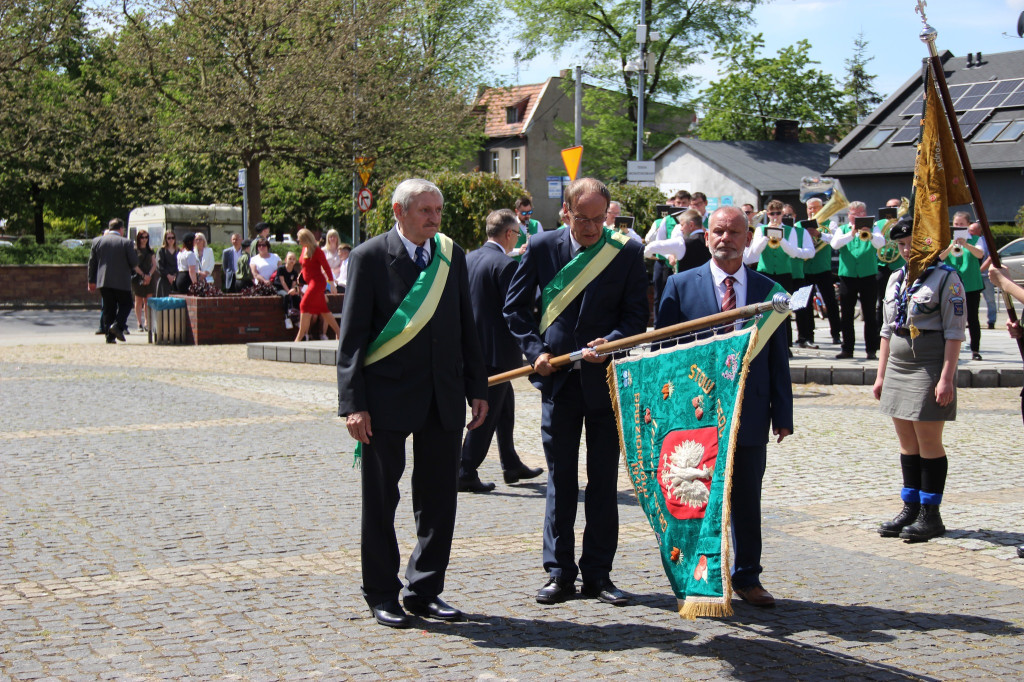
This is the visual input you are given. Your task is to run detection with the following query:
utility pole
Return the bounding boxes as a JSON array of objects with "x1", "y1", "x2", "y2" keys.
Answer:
[
  {"x1": 574, "y1": 66, "x2": 582, "y2": 147},
  {"x1": 635, "y1": 5, "x2": 647, "y2": 162}
]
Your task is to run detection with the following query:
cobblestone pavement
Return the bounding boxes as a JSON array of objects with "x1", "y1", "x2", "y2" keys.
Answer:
[{"x1": 1, "y1": 340, "x2": 1023, "y2": 681}]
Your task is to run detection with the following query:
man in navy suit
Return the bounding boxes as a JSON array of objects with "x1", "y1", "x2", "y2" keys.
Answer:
[
  {"x1": 337, "y1": 178, "x2": 488, "y2": 628},
  {"x1": 504, "y1": 177, "x2": 648, "y2": 606},
  {"x1": 657, "y1": 205, "x2": 793, "y2": 608},
  {"x1": 459, "y1": 209, "x2": 544, "y2": 493}
]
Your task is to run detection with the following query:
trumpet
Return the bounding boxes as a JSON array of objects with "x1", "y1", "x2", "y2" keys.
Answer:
[
  {"x1": 952, "y1": 243, "x2": 964, "y2": 257},
  {"x1": 768, "y1": 235, "x2": 782, "y2": 249},
  {"x1": 858, "y1": 229, "x2": 873, "y2": 242}
]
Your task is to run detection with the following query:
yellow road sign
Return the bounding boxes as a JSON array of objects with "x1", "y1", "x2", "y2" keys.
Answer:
[
  {"x1": 561, "y1": 146, "x2": 583, "y2": 181},
  {"x1": 356, "y1": 157, "x2": 375, "y2": 187}
]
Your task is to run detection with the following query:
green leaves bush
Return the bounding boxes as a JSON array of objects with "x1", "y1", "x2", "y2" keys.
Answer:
[
  {"x1": 609, "y1": 184, "x2": 667, "y2": 236},
  {"x1": 364, "y1": 171, "x2": 525, "y2": 251}
]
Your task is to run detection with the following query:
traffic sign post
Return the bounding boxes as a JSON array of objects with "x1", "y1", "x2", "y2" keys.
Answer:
[
  {"x1": 356, "y1": 187, "x2": 373, "y2": 213},
  {"x1": 626, "y1": 160, "x2": 656, "y2": 186},
  {"x1": 561, "y1": 146, "x2": 583, "y2": 181},
  {"x1": 355, "y1": 157, "x2": 375, "y2": 187}
]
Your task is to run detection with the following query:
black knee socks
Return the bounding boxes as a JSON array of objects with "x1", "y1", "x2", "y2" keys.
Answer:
[
  {"x1": 899, "y1": 453, "x2": 921, "y2": 504},
  {"x1": 919, "y1": 456, "x2": 948, "y2": 506}
]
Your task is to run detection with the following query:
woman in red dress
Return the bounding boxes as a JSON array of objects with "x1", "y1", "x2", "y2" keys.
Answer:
[{"x1": 294, "y1": 228, "x2": 340, "y2": 342}]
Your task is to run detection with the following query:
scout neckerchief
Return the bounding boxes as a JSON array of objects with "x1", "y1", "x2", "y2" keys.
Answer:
[
  {"x1": 364, "y1": 232, "x2": 453, "y2": 366},
  {"x1": 892, "y1": 263, "x2": 953, "y2": 339},
  {"x1": 539, "y1": 227, "x2": 629, "y2": 333},
  {"x1": 354, "y1": 231, "x2": 454, "y2": 468}
]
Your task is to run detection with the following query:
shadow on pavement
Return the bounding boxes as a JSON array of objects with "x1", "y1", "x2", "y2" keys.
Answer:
[
  {"x1": 945, "y1": 528, "x2": 1024, "y2": 548},
  {"x1": 422, "y1": 598, "x2": 1021, "y2": 680}
]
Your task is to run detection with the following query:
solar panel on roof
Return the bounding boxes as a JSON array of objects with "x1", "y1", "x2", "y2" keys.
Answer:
[
  {"x1": 991, "y1": 79, "x2": 1023, "y2": 94},
  {"x1": 890, "y1": 126, "x2": 921, "y2": 145},
  {"x1": 1002, "y1": 90, "x2": 1024, "y2": 109},
  {"x1": 955, "y1": 95, "x2": 983, "y2": 111},
  {"x1": 979, "y1": 93, "x2": 1006, "y2": 108},
  {"x1": 900, "y1": 95, "x2": 924, "y2": 117},
  {"x1": 947, "y1": 84, "x2": 971, "y2": 99},
  {"x1": 958, "y1": 109, "x2": 992, "y2": 125},
  {"x1": 959, "y1": 123, "x2": 981, "y2": 139},
  {"x1": 966, "y1": 82, "x2": 995, "y2": 97}
]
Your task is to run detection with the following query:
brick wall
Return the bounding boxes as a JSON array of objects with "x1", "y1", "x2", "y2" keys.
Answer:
[
  {"x1": 182, "y1": 293, "x2": 344, "y2": 345},
  {"x1": 0, "y1": 264, "x2": 228, "y2": 307}
]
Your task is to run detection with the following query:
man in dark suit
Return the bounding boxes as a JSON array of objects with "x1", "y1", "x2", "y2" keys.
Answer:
[
  {"x1": 657, "y1": 205, "x2": 793, "y2": 608},
  {"x1": 459, "y1": 209, "x2": 543, "y2": 493},
  {"x1": 88, "y1": 218, "x2": 147, "y2": 343},
  {"x1": 336, "y1": 178, "x2": 488, "y2": 629},
  {"x1": 222, "y1": 233, "x2": 242, "y2": 292},
  {"x1": 504, "y1": 177, "x2": 648, "y2": 607}
]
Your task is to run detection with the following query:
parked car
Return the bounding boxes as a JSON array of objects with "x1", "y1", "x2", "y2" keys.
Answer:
[
  {"x1": 268, "y1": 234, "x2": 296, "y2": 244},
  {"x1": 60, "y1": 238, "x2": 91, "y2": 249},
  {"x1": 0, "y1": 240, "x2": 12, "y2": 248},
  {"x1": 997, "y1": 238, "x2": 1024, "y2": 285}
]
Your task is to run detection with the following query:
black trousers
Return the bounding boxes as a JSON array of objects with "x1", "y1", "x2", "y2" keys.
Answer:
[
  {"x1": 652, "y1": 260, "x2": 671, "y2": 327},
  {"x1": 805, "y1": 269, "x2": 840, "y2": 342},
  {"x1": 100, "y1": 287, "x2": 132, "y2": 337},
  {"x1": 540, "y1": 374, "x2": 619, "y2": 585},
  {"x1": 839, "y1": 275, "x2": 879, "y2": 354},
  {"x1": 731, "y1": 443, "x2": 768, "y2": 589},
  {"x1": 460, "y1": 374, "x2": 523, "y2": 480},
  {"x1": 360, "y1": 397, "x2": 461, "y2": 608},
  {"x1": 793, "y1": 277, "x2": 815, "y2": 342},
  {"x1": 966, "y1": 289, "x2": 981, "y2": 353}
]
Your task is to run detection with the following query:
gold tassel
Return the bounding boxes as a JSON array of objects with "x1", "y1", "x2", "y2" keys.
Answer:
[{"x1": 680, "y1": 597, "x2": 734, "y2": 620}]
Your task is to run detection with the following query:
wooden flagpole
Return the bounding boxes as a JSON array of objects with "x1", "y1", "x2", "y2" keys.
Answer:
[
  {"x1": 488, "y1": 297, "x2": 785, "y2": 386},
  {"x1": 916, "y1": 2, "x2": 1024, "y2": 360}
]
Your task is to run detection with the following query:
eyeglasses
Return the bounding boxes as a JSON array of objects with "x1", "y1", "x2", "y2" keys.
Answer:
[
  {"x1": 521, "y1": 210, "x2": 533, "y2": 216},
  {"x1": 568, "y1": 210, "x2": 607, "y2": 227},
  {"x1": 166, "y1": 236, "x2": 175, "y2": 240},
  {"x1": 743, "y1": 210, "x2": 754, "y2": 215},
  {"x1": 767, "y1": 211, "x2": 782, "y2": 216}
]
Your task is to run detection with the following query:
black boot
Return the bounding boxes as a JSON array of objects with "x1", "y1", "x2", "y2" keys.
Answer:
[
  {"x1": 879, "y1": 502, "x2": 920, "y2": 537},
  {"x1": 900, "y1": 504, "x2": 945, "y2": 542}
]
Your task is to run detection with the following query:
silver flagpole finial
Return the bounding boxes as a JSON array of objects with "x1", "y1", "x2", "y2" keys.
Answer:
[{"x1": 916, "y1": 0, "x2": 937, "y2": 43}]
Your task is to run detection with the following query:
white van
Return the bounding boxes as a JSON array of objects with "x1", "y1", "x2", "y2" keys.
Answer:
[{"x1": 127, "y1": 204, "x2": 243, "y2": 246}]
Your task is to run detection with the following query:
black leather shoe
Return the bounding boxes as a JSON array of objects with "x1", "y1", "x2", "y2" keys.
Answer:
[
  {"x1": 879, "y1": 502, "x2": 920, "y2": 537},
  {"x1": 835, "y1": 351, "x2": 854, "y2": 359},
  {"x1": 581, "y1": 581, "x2": 629, "y2": 606},
  {"x1": 866, "y1": 351, "x2": 877, "y2": 360},
  {"x1": 403, "y1": 596, "x2": 464, "y2": 622},
  {"x1": 1018, "y1": 545, "x2": 1024, "y2": 559},
  {"x1": 457, "y1": 478, "x2": 495, "y2": 493},
  {"x1": 536, "y1": 578, "x2": 576, "y2": 604},
  {"x1": 832, "y1": 337, "x2": 842, "y2": 345},
  {"x1": 796, "y1": 339, "x2": 818, "y2": 349},
  {"x1": 972, "y1": 352, "x2": 983, "y2": 361},
  {"x1": 503, "y1": 464, "x2": 543, "y2": 484},
  {"x1": 110, "y1": 322, "x2": 126, "y2": 342},
  {"x1": 370, "y1": 600, "x2": 410, "y2": 628}
]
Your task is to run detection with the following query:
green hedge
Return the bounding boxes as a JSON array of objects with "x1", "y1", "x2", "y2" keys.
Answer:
[
  {"x1": 364, "y1": 172, "x2": 525, "y2": 251},
  {"x1": 0, "y1": 243, "x2": 92, "y2": 265}
]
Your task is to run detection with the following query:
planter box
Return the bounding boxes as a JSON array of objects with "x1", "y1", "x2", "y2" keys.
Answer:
[{"x1": 178, "y1": 292, "x2": 344, "y2": 345}]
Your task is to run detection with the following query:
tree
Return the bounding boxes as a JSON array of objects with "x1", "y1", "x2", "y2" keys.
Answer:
[
  {"x1": 116, "y1": 0, "x2": 489, "y2": 230},
  {"x1": 696, "y1": 35, "x2": 849, "y2": 142},
  {"x1": 507, "y1": 0, "x2": 761, "y2": 159},
  {"x1": 843, "y1": 32, "x2": 884, "y2": 125}
]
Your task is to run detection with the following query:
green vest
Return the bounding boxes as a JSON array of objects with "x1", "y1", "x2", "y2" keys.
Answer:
[
  {"x1": 802, "y1": 220, "x2": 832, "y2": 275},
  {"x1": 512, "y1": 219, "x2": 541, "y2": 262},
  {"x1": 837, "y1": 224, "x2": 878, "y2": 278},
  {"x1": 756, "y1": 225, "x2": 792, "y2": 276},
  {"x1": 944, "y1": 234, "x2": 984, "y2": 292}
]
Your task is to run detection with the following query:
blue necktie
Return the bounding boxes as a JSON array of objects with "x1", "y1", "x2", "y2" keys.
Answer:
[{"x1": 415, "y1": 245, "x2": 428, "y2": 269}]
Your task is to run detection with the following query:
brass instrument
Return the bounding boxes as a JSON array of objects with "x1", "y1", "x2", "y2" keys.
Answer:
[
  {"x1": 765, "y1": 226, "x2": 784, "y2": 249},
  {"x1": 876, "y1": 197, "x2": 909, "y2": 265},
  {"x1": 858, "y1": 229, "x2": 873, "y2": 242},
  {"x1": 813, "y1": 187, "x2": 849, "y2": 226},
  {"x1": 951, "y1": 243, "x2": 964, "y2": 257}
]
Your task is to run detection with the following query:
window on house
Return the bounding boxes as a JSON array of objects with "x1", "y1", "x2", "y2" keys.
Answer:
[
  {"x1": 995, "y1": 120, "x2": 1024, "y2": 142},
  {"x1": 506, "y1": 106, "x2": 521, "y2": 124},
  {"x1": 489, "y1": 151, "x2": 499, "y2": 174},
  {"x1": 973, "y1": 120, "x2": 1010, "y2": 143},
  {"x1": 511, "y1": 149, "x2": 521, "y2": 178},
  {"x1": 860, "y1": 128, "x2": 895, "y2": 150}
]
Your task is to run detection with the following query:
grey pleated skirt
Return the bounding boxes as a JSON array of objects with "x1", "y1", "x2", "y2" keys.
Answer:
[{"x1": 879, "y1": 331, "x2": 956, "y2": 421}]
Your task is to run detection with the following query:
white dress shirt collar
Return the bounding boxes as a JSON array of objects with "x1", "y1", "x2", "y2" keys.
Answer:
[
  {"x1": 708, "y1": 260, "x2": 748, "y2": 309},
  {"x1": 396, "y1": 223, "x2": 432, "y2": 263}
]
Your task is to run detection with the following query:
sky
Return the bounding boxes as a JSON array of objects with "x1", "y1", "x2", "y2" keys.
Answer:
[{"x1": 498, "y1": 0, "x2": 1024, "y2": 105}]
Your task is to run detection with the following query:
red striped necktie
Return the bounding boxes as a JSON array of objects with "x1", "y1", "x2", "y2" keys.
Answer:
[{"x1": 722, "y1": 275, "x2": 736, "y2": 312}]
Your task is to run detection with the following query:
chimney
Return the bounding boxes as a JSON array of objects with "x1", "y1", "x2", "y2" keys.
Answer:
[
  {"x1": 774, "y1": 119, "x2": 800, "y2": 143},
  {"x1": 967, "y1": 53, "x2": 974, "y2": 67},
  {"x1": 976, "y1": 51, "x2": 983, "y2": 65},
  {"x1": 559, "y1": 69, "x2": 570, "y2": 79}
]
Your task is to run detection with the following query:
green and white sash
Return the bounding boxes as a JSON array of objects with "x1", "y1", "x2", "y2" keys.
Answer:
[
  {"x1": 539, "y1": 228, "x2": 629, "y2": 333},
  {"x1": 743, "y1": 280, "x2": 789, "y2": 359},
  {"x1": 364, "y1": 232, "x2": 454, "y2": 366}
]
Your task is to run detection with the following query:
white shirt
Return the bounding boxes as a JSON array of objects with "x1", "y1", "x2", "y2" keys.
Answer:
[
  {"x1": 645, "y1": 235, "x2": 687, "y2": 261},
  {"x1": 397, "y1": 224, "x2": 432, "y2": 263},
  {"x1": 325, "y1": 248, "x2": 344, "y2": 279},
  {"x1": 745, "y1": 224, "x2": 815, "y2": 264},
  {"x1": 709, "y1": 259, "x2": 748, "y2": 310},
  {"x1": 195, "y1": 247, "x2": 215, "y2": 282},
  {"x1": 251, "y1": 253, "x2": 281, "y2": 280}
]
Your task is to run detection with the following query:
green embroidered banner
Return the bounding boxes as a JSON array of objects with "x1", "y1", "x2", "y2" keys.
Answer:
[{"x1": 607, "y1": 326, "x2": 757, "y2": 619}]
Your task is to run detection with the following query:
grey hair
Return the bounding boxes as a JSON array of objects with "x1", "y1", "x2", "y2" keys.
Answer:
[
  {"x1": 848, "y1": 200, "x2": 866, "y2": 212},
  {"x1": 392, "y1": 178, "x2": 444, "y2": 213},
  {"x1": 485, "y1": 208, "x2": 518, "y2": 239},
  {"x1": 710, "y1": 205, "x2": 746, "y2": 226},
  {"x1": 609, "y1": 201, "x2": 622, "y2": 210}
]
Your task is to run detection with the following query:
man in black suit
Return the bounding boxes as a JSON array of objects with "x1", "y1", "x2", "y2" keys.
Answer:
[
  {"x1": 643, "y1": 209, "x2": 711, "y2": 274},
  {"x1": 504, "y1": 177, "x2": 648, "y2": 607},
  {"x1": 459, "y1": 209, "x2": 543, "y2": 493},
  {"x1": 337, "y1": 178, "x2": 488, "y2": 629},
  {"x1": 656, "y1": 205, "x2": 793, "y2": 608},
  {"x1": 88, "y1": 218, "x2": 147, "y2": 343}
]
